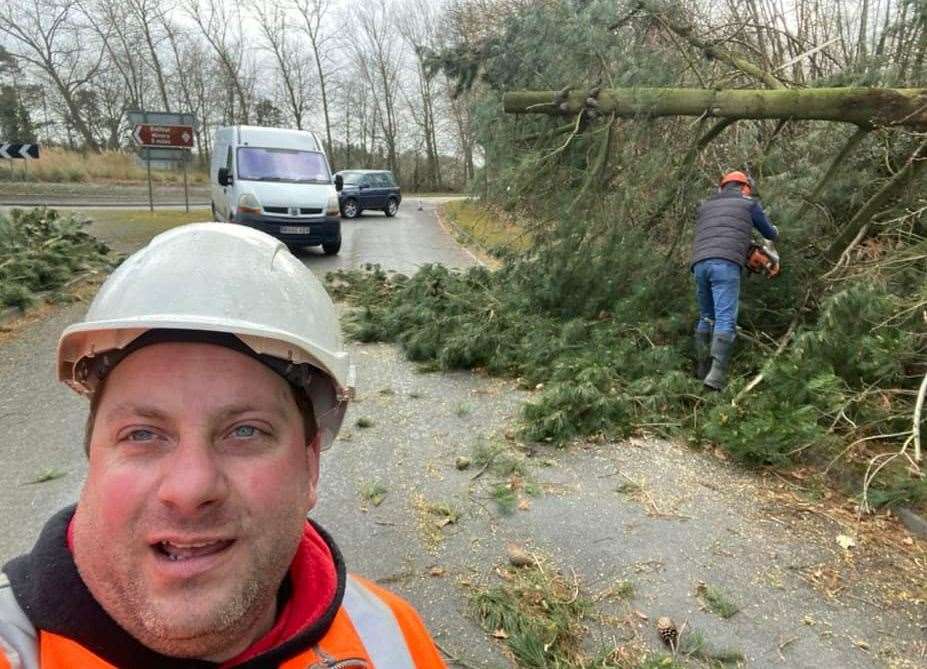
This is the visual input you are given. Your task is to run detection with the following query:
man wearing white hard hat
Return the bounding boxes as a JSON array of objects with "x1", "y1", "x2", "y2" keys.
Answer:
[{"x1": 0, "y1": 224, "x2": 445, "y2": 668}]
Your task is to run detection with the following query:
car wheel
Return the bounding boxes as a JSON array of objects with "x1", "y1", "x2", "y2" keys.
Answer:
[
  {"x1": 322, "y1": 238, "x2": 341, "y2": 255},
  {"x1": 384, "y1": 197, "x2": 399, "y2": 217},
  {"x1": 341, "y1": 198, "x2": 359, "y2": 219}
]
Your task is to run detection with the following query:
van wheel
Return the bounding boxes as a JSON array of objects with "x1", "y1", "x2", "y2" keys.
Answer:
[
  {"x1": 384, "y1": 198, "x2": 399, "y2": 217},
  {"x1": 341, "y1": 198, "x2": 359, "y2": 219},
  {"x1": 322, "y1": 238, "x2": 341, "y2": 255}
]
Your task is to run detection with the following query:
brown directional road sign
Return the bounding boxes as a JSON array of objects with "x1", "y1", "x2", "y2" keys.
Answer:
[{"x1": 132, "y1": 124, "x2": 194, "y2": 148}]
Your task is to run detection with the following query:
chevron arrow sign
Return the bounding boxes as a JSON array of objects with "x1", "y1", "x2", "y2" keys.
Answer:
[{"x1": 0, "y1": 144, "x2": 40, "y2": 159}]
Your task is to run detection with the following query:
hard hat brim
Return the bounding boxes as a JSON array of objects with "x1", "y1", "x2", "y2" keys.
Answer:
[{"x1": 58, "y1": 316, "x2": 355, "y2": 402}]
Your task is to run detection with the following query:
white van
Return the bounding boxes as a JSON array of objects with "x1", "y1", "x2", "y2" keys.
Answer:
[{"x1": 211, "y1": 126, "x2": 343, "y2": 254}]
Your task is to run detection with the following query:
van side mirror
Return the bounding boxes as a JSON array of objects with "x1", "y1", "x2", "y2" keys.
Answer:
[
  {"x1": 334, "y1": 174, "x2": 343, "y2": 192},
  {"x1": 218, "y1": 167, "x2": 232, "y2": 186}
]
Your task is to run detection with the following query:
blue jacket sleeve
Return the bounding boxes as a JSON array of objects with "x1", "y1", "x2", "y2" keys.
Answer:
[{"x1": 750, "y1": 200, "x2": 779, "y2": 240}]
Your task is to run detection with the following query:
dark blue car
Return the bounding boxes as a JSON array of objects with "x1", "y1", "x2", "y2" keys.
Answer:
[{"x1": 335, "y1": 170, "x2": 401, "y2": 219}]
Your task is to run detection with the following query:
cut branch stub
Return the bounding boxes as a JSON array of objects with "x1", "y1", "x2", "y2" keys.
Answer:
[{"x1": 504, "y1": 87, "x2": 927, "y2": 129}]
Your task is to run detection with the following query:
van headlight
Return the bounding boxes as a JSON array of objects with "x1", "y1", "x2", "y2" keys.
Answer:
[
  {"x1": 325, "y1": 193, "x2": 340, "y2": 217},
  {"x1": 238, "y1": 193, "x2": 261, "y2": 215}
]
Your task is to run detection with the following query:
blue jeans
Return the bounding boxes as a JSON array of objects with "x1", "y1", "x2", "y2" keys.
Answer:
[{"x1": 693, "y1": 259, "x2": 741, "y2": 336}]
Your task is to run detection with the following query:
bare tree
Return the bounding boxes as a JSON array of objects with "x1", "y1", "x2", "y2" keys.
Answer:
[
  {"x1": 161, "y1": 16, "x2": 213, "y2": 162},
  {"x1": 292, "y1": 0, "x2": 336, "y2": 160},
  {"x1": 252, "y1": 0, "x2": 312, "y2": 129},
  {"x1": 448, "y1": 86, "x2": 475, "y2": 182},
  {"x1": 185, "y1": 0, "x2": 253, "y2": 124},
  {"x1": 0, "y1": 0, "x2": 106, "y2": 150},
  {"x1": 125, "y1": 0, "x2": 171, "y2": 111},
  {"x1": 397, "y1": 0, "x2": 443, "y2": 189},
  {"x1": 349, "y1": 0, "x2": 403, "y2": 179},
  {"x1": 80, "y1": 0, "x2": 146, "y2": 111}
]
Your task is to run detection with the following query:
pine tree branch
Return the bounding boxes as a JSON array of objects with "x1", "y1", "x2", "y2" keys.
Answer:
[
  {"x1": 731, "y1": 288, "x2": 812, "y2": 407},
  {"x1": 798, "y1": 126, "x2": 871, "y2": 222},
  {"x1": 655, "y1": 117, "x2": 738, "y2": 240},
  {"x1": 540, "y1": 112, "x2": 585, "y2": 162},
  {"x1": 637, "y1": 0, "x2": 785, "y2": 90},
  {"x1": 826, "y1": 136, "x2": 927, "y2": 261}
]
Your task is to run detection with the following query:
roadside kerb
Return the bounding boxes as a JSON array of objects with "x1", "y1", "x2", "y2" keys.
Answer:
[{"x1": 434, "y1": 203, "x2": 490, "y2": 269}]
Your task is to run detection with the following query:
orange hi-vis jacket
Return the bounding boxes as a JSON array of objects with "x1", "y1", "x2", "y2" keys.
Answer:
[{"x1": 0, "y1": 508, "x2": 446, "y2": 668}]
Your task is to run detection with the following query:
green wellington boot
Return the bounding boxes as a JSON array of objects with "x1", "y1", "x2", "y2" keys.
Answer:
[
  {"x1": 694, "y1": 331, "x2": 711, "y2": 380},
  {"x1": 703, "y1": 333, "x2": 735, "y2": 391}
]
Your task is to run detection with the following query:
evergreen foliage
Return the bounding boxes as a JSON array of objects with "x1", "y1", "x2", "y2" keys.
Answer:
[
  {"x1": 332, "y1": 0, "x2": 927, "y2": 510},
  {"x1": 0, "y1": 208, "x2": 113, "y2": 309}
]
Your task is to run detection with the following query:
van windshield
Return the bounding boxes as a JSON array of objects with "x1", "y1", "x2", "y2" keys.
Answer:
[{"x1": 237, "y1": 147, "x2": 331, "y2": 184}]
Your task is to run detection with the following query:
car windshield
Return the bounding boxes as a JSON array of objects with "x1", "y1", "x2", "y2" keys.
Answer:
[
  {"x1": 237, "y1": 147, "x2": 331, "y2": 184},
  {"x1": 339, "y1": 172, "x2": 364, "y2": 185}
]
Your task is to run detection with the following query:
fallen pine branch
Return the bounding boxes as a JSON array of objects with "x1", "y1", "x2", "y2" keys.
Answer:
[{"x1": 731, "y1": 289, "x2": 812, "y2": 406}]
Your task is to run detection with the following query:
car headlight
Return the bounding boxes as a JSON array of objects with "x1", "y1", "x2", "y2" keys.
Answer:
[
  {"x1": 325, "y1": 193, "x2": 340, "y2": 217},
  {"x1": 238, "y1": 192, "x2": 261, "y2": 215}
]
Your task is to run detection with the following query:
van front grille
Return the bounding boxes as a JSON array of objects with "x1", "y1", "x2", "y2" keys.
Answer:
[{"x1": 262, "y1": 206, "x2": 323, "y2": 216}]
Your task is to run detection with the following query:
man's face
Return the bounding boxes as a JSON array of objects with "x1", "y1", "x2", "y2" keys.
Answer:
[{"x1": 72, "y1": 342, "x2": 319, "y2": 661}]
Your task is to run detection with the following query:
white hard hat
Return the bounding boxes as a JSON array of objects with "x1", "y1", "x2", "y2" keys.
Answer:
[{"x1": 58, "y1": 223, "x2": 355, "y2": 450}]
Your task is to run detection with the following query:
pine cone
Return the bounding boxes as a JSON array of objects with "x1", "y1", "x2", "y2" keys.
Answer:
[{"x1": 656, "y1": 616, "x2": 678, "y2": 648}]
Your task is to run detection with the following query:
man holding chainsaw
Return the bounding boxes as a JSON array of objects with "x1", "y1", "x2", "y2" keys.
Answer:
[{"x1": 691, "y1": 171, "x2": 779, "y2": 391}]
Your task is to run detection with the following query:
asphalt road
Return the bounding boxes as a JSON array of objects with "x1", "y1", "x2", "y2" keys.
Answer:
[
  {"x1": 289, "y1": 199, "x2": 478, "y2": 275},
  {"x1": 0, "y1": 201, "x2": 923, "y2": 668}
]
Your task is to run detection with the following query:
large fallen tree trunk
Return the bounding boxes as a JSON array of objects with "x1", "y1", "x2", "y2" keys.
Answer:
[{"x1": 503, "y1": 87, "x2": 927, "y2": 129}]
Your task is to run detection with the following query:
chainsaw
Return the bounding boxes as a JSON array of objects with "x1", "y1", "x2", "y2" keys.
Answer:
[{"x1": 746, "y1": 239, "x2": 781, "y2": 278}]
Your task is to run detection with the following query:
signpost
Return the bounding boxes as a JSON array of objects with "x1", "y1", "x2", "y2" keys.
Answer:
[
  {"x1": 126, "y1": 111, "x2": 197, "y2": 212},
  {"x1": 0, "y1": 143, "x2": 40, "y2": 180}
]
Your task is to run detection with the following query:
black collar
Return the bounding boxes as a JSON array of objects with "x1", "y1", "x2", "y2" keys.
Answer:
[{"x1": 3, "y1": 506, "x2": 346, "y2": 669}]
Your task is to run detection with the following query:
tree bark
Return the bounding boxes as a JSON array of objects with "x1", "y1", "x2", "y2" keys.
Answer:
[{"x1": 503, "y1": 87, "x2": 927, "y2": 129}]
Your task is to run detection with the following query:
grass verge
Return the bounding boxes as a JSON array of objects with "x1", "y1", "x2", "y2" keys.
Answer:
[
  {"x1": 0, "y1": 147, "x2": 208, "y2": 184},
  {"x1": 75, "y1": 208, "x2": 211, "y2": 253},
  {"x1": 440, "y1": 199, "x2": 531, "y2": 258}
]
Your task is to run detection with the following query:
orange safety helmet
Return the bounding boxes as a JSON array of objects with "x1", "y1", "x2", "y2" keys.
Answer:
[{"x1": 720, "y1": 171, "x2": 751, "y2": 188}]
